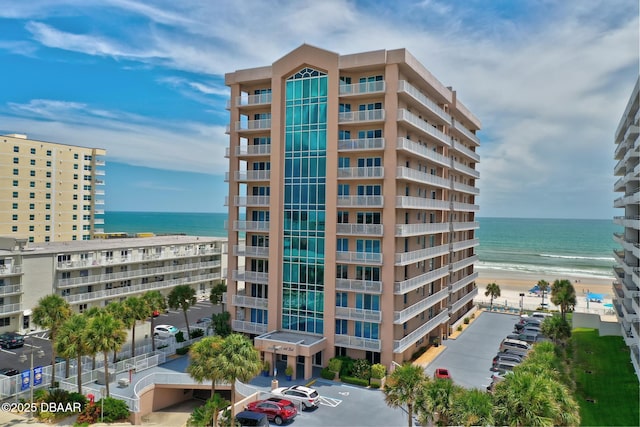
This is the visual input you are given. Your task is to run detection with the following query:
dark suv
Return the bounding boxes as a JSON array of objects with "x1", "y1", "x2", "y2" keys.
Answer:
[
  {"x1": 0, "y1": 367, "x2": 20, "y2": 376},
  {"x1": 0, "y1": 332, "x2": 25, "y2": 349}
]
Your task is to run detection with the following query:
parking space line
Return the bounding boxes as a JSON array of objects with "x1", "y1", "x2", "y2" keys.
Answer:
[
  {"x1": 318, "y1": 396, "x2": 342, "y2": 407},
  {"x1": 0, "y1": 348, "x2": 16, "y2": 355}
]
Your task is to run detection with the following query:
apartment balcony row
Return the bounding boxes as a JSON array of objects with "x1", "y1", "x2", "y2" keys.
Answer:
[
  {"x1": 452, "y1": 201, "x2": 480, "y2": 212},
  {"x1": 62, "y1": 272, "x2": 222, "y2": 304},
  {"x1": 339, "y1": 81, "x2": 386, "y2": 96},
  {"x1": 338, "y1": 166, "x2": 384, "y2": 179},
  {"x1": 338, "y1": 137, "x2": 385, "y2": 152},
  {"x1": 335, "y1": 251, "x2": 382, "y2": 265},
  {"x1": 451, "y1": 140, "x2": 480, "y2": 163},
  {"x1": 232, "y1": 320, "x2": 268, "y2": 335},
  {"x1": 452, "y1": 160, "x2": 480, "y2": 179},
  {"x1": 226, "y1": 144, "x2": 272, "y2": 158},
  {"x1": 396, "y1": 196, "x2": 450, "y2": 211},
  {"x1": 56, "y1": 247, "x2": 223, "y2": 270},
  {"x1": 452, "y1": 221, "x2": 480, "y2": 231},
  {"x1": 614, "y1": 280, "x2": 640, "y2": 300},
  {"x1": 229, "y1": 220, "x2": 270, "y2": 232},
  {"x1": 451, "y1": 120, "x2": 480, "y2": 146},
  {"x1": 449, "y1": 287, "x2": 479, "y2": 313},
  {"x1": 395, "y1": 137, "x2": 450, "y2": 168},
  {"x1": 225, "y1": 195, "x2": 270, "y2": 207},
  {"x1": 94, "y1": 199, "x2": 105, "y2": 206},
  {"x1": 613, "y1": 170, "x2": 638, "y2": 191},
  {"x1": 395, "y1": 222, "x2": 449, "y2": 237},
  {"x1": 225, "y1": 170, "x2": 271, "y2": 182},
  {"x1": 339, "y1": 109, "x2": 385, "y2": 123},
  {"x1": 336, "y1": 223, "x2": 383, "y2": 236},
  {"x1": 337, "y1": 195, "x2": 384, "y2": 208},
  {"x1": 232, "y1": 119, "x2": 272, "y2": 133},
  {"x1": 397, "y1": 109, "x2": 450, "y2": 146},
  {"x1": 94, "y1": 218, "x2": 105, "y2": 225},
  {"x1": 232, "y1": 269, "x2": 269, "y2": 284},
  {"x1": 0, "y1": 284, "x2": 22, "y2": 296},
  {"x1": 233, "y1": 245, "x2": 270, "y2": 258},
  {"x1": 94, "y1": 189, "x2": 105, "y2": 196},
  {"x1": 94, "y1": 209, "x2": 105, "y2": 215},
  {"x1": 0, "y1": 265, "x2": 22, "y2": 276},
  {"x1": 56, "y1": 260, "x2": 222, "y2": 288},
  {"x1": 394, "y1": 309, "x2": 449, "y2": 353},
  {"x1": 0, "y1": 302, "x2": 22, "y2": 315},
  {"x1": 231, "y1": 294, "x2": 268, "y2": 310},
  {"x1": 450, "y1": 255, "x2": 479, "y2": 273},
  {"x1": 233, "y1": 93, "x2": 273, "y2": 108},
  {"x1": 394, "y1": 266, "x2": 450, "y2": 294},
  {"x1": 334, "y1": 334, "x2": 381, "y2": 352},
  {"x1": 449, "y1": 271, "x2": 479, "y2": 294},
  {"x1": 335, "y1": 306, "x2": 382, "y2": 322},
  {"x1": 614, "y1": 192, "x2": 640, "y2": 208},
  {"x1": 94, "y1": 159, "x2": 106, "y2": 167},
  {"x1": 395, "y1": 243, "x2": 450, "y2": 266},
  {"x1": 396, "y1": 166, "x2": 450, "y2": 189},
  {"x1": 397, "y1": 80, "x2": 451, "y2": 124},
  {"x1": 451, "y1": 238, "x2": 480, "y2": 252},
  {"x1": 394, "y1": 288, "x2": 449, "y2": 324},
  {"x1": 335, "y1": 278, "x2": 382, "y2": 294},
  {"x1": 452, "y1": 181, "x2": 480, "y2": 195}
]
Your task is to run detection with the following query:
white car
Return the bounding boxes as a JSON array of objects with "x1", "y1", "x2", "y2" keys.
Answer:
[
  {"x1": 154, "y1": 324, "x2": 179, "y2": 338},
  {"x1": 271, "y1": 385, "x2": 319, "y2": 410}
]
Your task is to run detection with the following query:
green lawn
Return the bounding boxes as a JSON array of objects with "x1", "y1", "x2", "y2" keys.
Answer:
[{"x1": 571, "y1": 328, "x2": 639, "y2": 426}]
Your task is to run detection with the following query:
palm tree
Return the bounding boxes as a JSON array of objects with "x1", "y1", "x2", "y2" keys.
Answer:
[
  {"x1": 550, "y1": 279, "x2": 577, "y2": 320},
  {"x1": 55, "y1": 314, "x2": 88, "y2": 394},
  {"x1": 188, "y1": 393, "x2": 229, "y2": 427},
  {"x1": 105, "y1": 301, "x2": 129, "y2": 362},
  {"x1": 450, "y1": 388, "x2": 494, "y2": 427},
  {"x1": 537, "y1": 279, "x2": 550, "y2": 308},
  {"x1": 484, "y1": 282, "x2": 501, "y2": 311},
  {"x1": 383, "y1": 363, "x2": 427, "y2": 427},
  {"x1": 209, "y1": 280, "x2": 227, "y2": 312},
  {"x1": 540, "y1": 316, "x2": 571, "y2": 346},
  {"x1": 187, "y1": 336, "x2": 224, "y2": 395},
  {"x1": 416, "y1": 377, "x2": 461, "y2": 426},
  {"x1": 142, "y1": 291, "x2": 167, "y2": 351},
  {"x1": 217, "y1": 334, "x2": 262, "y2": 420},
  {"x1": 84, "y1": 311, "x2": 126, "y2": 397},
  {"x1": 168, "y1": 285, "x2": 198, "y2": 339},
  {"x1": 82, "y1": 307, "x2": 102, "y2": 370},
  {"x1": 32, "y1": 294, "x2": 72, "y2": 388},
  {"x1": 124, "y1": 296, "x2": 151, "y2": 358}
]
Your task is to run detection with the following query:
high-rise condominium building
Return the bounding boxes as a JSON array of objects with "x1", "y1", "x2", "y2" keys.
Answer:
[
  {"x1": 225, "y1": 45, "x2": 480, "y2": 378},
  {"x1": 0, "y1": 133, "x2": 106, "y2": 243},
  {"x1": 612, "y1": 76, "x2": 639, "y2": 379}
]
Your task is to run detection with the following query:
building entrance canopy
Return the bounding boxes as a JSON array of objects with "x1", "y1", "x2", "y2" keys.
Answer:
[{"x1": 255, "y1": 331, "x2": 326, "y2": 380}]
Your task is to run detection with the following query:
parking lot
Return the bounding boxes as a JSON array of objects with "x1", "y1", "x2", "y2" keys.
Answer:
[{"x1": 423, "y1": 311, "x2": 520, "y2": 389}]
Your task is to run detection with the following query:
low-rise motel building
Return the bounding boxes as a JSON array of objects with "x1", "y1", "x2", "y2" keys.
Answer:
[{"x1": 225, "y1": 45, "x2": 481, "y2": 378}]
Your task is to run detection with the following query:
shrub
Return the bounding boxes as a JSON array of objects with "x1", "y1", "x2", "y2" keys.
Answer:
[
  {"x1": 341, "y1": 375, "x2": 369, "y2": 387},
  {"x1": 471, "y1": 313, "x2": 476, "y2": 319},
  {"x1": 76, "y1": 403, "x2": 100, "y2": 425},
  {"x1": 263, "y1": 360, "x2": 270, "y2": 372},
  {"x1": 371, "y1": 363, "x2": 386, "y2": 379},
  {"x1": 333, "y1": 356, "x2": 355, "y2": 377},
  {"x1": 176, "y1": 345, "x2": 190, "y2": 355},
  {"x1": 411, "y1": 346, "x2": 427, "y2": 360},
  {"x1": 457, "y1": 325, "x2": 463, "y2": 331},
  {"x1": 320, "y1": 368, "x2": 336, "y2": 380},
  {"x1": 175, "y1": 331, "x2": 186, "y2": 343},
  {"x1": 352, "y1": 359, "x2": 371, "y2": 380},
  {"x1": 328, "y1": 357, "x2": 342, "y2": 373},
  {"x1": 370, "y1": 383, "x2": 380, "y2": 389},
  {"x1": 285, "y1": 365, "x2": 293, "y2": 376},
  {"x1": 67, "y1": 392, "x2": 88, "y2": 406},
  {"x1": 463, "y1": 317, "x2": 470, "y2": 324},
  {"x1": 190, "y1": 328, "x2": 204, "y2": 339},
  {"x1": 100, "y1": 397, "x2": 130, "y2": 423}
]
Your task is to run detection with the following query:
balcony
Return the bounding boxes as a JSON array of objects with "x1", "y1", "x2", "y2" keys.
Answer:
[
  {"x1": 338, "y1": 138, "x2": 385, "y2": 151},
  {"x1": 94, "y1": 218, "x2": 105, "y2": 225},
  {"x1": 396, "y1": 138, "x2": 450, "y2": 168},
  {"x1": 226, "y1": 196, "x2": 270, "y2": 207},
  {"x1": 397, "y1": 80, "x2": 451, "y2": 123},
  {"x1": 337, "y1": 195, "x2": 384, "y2": 208},
  {"x1": 0, "y1": 303, "x2": 22, "y2": 315},
  {"x1": 450, "y1": 255, "x2": 478, "y2": 273},
  {"x1": 335, "y1": 306, "x2": 382, "y2": 322},
  {"x1": 452, "y1": 181, "x2": 480, "y2": 195},
  {"x1": 334, "y1": 334, "x2": 381, "y2": 352},
  {"x1": 94, "y1": 199, "x2": 105, "y2": 205},
  {"x1": 339, "y1": 81, "x2": 385, "y2": 96},
  {"x1": 0, "y1": 265, "x2": 22, "y2": 276},
  {"x1": 339, "y1": 109, "x2": 385, "y2": 123},
  {"x1": 233, "y1": 221, "x2": 270, "y2": 232},
  {"x1": 449, "y1": 287, "x2": 479, "y2": 313},
  {"x1": 396, "y1": 196, "x2": 450, "y2": 210},
  {"x1": 232, "y1": 269, "x2": 269, "y2": 284},
  {"x1": 449, "y1": 272, "x2": 479, "y2": 293},
  {"x1": 451, "y1": 120, "x2": 480, "y2": 145},
  {"x1": 228, "y1": 144, "x2": 272, "y2": 157},
  {"x1": 232, "y1": 320, "x2": 267, "y2": 335},
  {"x1": 452, "y1": 221, "x2": 480, "y2": 231},
  {"x1": 235, "y1": 93, "x2": 272, "y2": 107},
  {"x1": 394, "y1": 266, "x2": 450, "y2": 294},
  {"x1": 397, "y1": 109, "x2": 450, "y2": 146},
  {"x1": 234, "y1": 119, "x2": 271, "y2": 132},
  {"x1": 233, "y1": 245, "x2": 270, "y2": 258},
  {"x1": 335, "y1": 251, "x2": 383, "y2": 265},
  {"x1": 394, "y1": 310, "x2": 449, "y2": 353},
  {"x1": 336, "y1": 223, "x2": 383, "y2": 236},
  {"x1": 337, "y1": 166, "x2": 384, "y2": 179},
  {"x1": 451, "y1": 201, "x2": 480, "y2": 212},
  {"x1": 394, "y1": 288, "x2": 449, "y2": 324},
  {"x1": 231, "y1": 294, "x2": 268, "y2": 309},
  {"x1": 451, "y1": 140, "x2": 480, "y2": 163},
  {"x1": 225, "y1": 170, "x2": 271, "y2": 182},
  {"x1": 335, "y1": 278, "x2": 382, "y2": 294},
  {"x1": 452, "y1": 161, "x2": 480, "y2": 179},
  {"x1": 395, "y1": 244, "x2": 449, "y2": 266},
  {"x1": 396, "y1": 166, "x2": 450, "y2": 189},
  {"x1": 0, "y1": 284, "x2": 21, "y2": 296},
  {"x1": 395, "y1": 222, "x2": 449, "y2": 237},
  {"x1": 451, "y1": 239, "x2": 480, "y2": 251}
]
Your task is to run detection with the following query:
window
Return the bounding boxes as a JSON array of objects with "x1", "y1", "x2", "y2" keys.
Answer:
[
  {"x1": 29, "y1": 181, "x2": 35, "y2": 188},
  {"x1": 29, "y1": 215, "x2": 34, "y2": 220},
  {"x1": 357, "y1": 157, "x2": 382, "y2": 167},
  {"x1": 356, "y1": 294, "x2": 380, "y2": 311},
  {"x1": 356, "y1": 266, "x2": 380, "y2": 281},
  {"x1": 359, "y1": 102, "x2": 382, "y2": 111},
  {"x1": 338, "y1": 184, "x2": 350, "y2": 196},
  {"x1": 339, "y1": 103, "x2": 351, "y2": 113},
  {"x1": 72, "y1": 215, "x2": 77, "y2": 220},
  {"x1": 12, "y1": 203, "x2": 18, "y2": 209},
  {"x1": 84, "y1": 155, "x2": 92, "y2": 161},
  {"x1": 46, "y1": 182, "x2": 51, "y2": 188},
  {"x1": 73, "y1": 184, "x2": 78, "y2": 189},
  {"x1": 30, "y1": 170, "x2": 35, "y2": 177},
  {"x1": 338, "y1": 157, "x2": 350, "y2": 168},
  {"x1": 357, "y1": 185, "x2": 381, "y2": 196},
  {"x1": 336, "y1": 319, "x2": 348, "y2": 335},
  {"x1": 13, "y1": 169, "x2": 18, "y2": 175},
  {"x1": 29, "y1": 192, "x2": 35, "y2": 199},
  {"x1": 73, "y1": 195, "x2": 78, "y2": 200},
  {"x1": 29, "y1": 226, "x2": 34, "y2": 231},
  {"x1": 11, "y1": 226, "x2": 17, "y2": 232},
  {"x1": 12, "y1": 192, "x2": 18, "y2": 198},
  {"x1": 357, "y1": 212, "x2": 381, "y2": 224},
  {"x1": 336, "y1": 264, "x2": 348, "y2": 279},
  {"x1": 356, "y1": 239, "x2": 381, "y2": 253},
  {"x1": 73, "y1": 164, "x2": 78, "y2": 169},
  {"x1": 357, "y1": 129, "x2": 382, "y2": 139},
  {"x1": 30, "y1": 148, "x2": 36, "y2": 154},
  {"x1": 73, "y1": 174, "x2": 78, "y2": 180},
  {"x1": 30, "y1": 159, "x2": 35, "y2": 166},
  {"x1": 44, "y1": 236, "x2": 50, "y2": 242},
  {"x1": 12, "y1": 215, "x2": 18, "y2": 221},
  {"x1": 45, "y1": 226, "x2": 50, "y2": 231},
  {"x1": 74, "y1": 154, "x2": 79, "y2": 160},
  {"x1": 45, "y1": 193, "x2": 51, "y2": 199},
  {"x1": 13, "y1": 146, "x2": 19, "y2": 153},
  {"x1": 337, "y1": 211, "x2": 349, "y2": 223},
  {"x1": 337, "y1": 238, "x2": 349, "y2": 252},
  {"x1": 29, "y1": 204, "x2": 35, "y2": 210},
  {"x1": 338, "y1": 130, "x2": 351, "y2": 140},
  {"x1": 46, "y1": 161, "x2": 51, "y2": 167},
  {"x1": 46, "y1": 171, "x2": 51, "y2": 178},
  {"x1": 0, "y1": 317, "x2": 10, "y2": 327},
  {"x1": 46, "y1": 150, "x2": 51, "y2": 156},
  {"x1": 73, "y1": 205, "x2": 78, "y2": 210},
  {"x1": 336, "y1": 292, "x2": 348, "y2": 307},
  {"x1": 45, "y1": 215, "x2": 50, "y2": 220},
  {"x1": 12, "y1": 180, "x2": 18, "y2": 187},
  {"x1": 355, "y1": 321, "x2": 379, "y2": 339},
  {"x1": 72, "y1": 225, "x2": 77, "y2": 231},
  {"x1": 45, "y1": 204, "x2": 50, "y2": 210}
]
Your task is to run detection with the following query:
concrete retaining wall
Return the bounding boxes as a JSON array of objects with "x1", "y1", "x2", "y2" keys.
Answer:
[{"x1": 573, "y1": 312, "x2": 622, "y2": 336}]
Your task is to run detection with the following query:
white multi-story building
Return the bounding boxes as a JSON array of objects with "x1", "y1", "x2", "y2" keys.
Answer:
[
  {"x1": 0, "y1": 235, "x2": 226, "y2": 333},
  {"x1": 612, "y1": 76, "x2": 640, "y2": 379}
]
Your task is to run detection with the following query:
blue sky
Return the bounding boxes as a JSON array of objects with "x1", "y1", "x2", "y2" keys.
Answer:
[{"x1": 0, "y1": 0, "x2": 637, "y2": 218}]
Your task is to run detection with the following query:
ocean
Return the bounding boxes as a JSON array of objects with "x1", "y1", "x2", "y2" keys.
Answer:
[{"x1": 104, "y1": 212, "x2": 619, "y2": 280}]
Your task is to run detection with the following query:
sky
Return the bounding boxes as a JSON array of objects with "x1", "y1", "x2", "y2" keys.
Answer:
[{"x1": 0, "y1": 0, "x2": 637, "y2": 219}]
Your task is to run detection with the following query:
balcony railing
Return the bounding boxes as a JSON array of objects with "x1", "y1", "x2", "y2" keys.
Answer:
[
  {"x1": 339, "y1": 81, "x2": 385, "y2": 95},
  {"x1": 452, "y1": 161, "x2": 480, "y2": 179},
  {"x1": 395, "y1": 244, "x2": 450, "y2": 266},
  {"x1": 0, "y1": 265, "x2": 22, "y2": 276},
  {"x1": 396, "y1": 138, "x2": 450, "y2": 167},
  {"x1": 231, "y1": 294, "x2": 268, "y2": 309},
  {"x1": 335, "y1": 251, "x2": 383, "y2": 265},
  {"x1": 227, "y1": 196, "x2": 270, "y2": 207},
  {"x1": 395, "y1": 222, "x2": 449, "y2": 237},
  {"x1": 397, "y1": 80, "x2": 451, "y2": 123},
  {"x1": 451, "y1": 120, "x2": 480, "y2": 145},
  {"x1": 0, "y1": 284, "x2": 22, "y2": 296},
  {"x1": 231, "y1": 144, "x2": 271, "y2": 157},
  {"x1": 337, "y1": 195, "x2": 384, "y2": 207},
  {"x1": 394, "y1": 266, "x2": 450, "y2": 294},
  {"x1": 452, "y1": 221, "x2": 480, "y2": 231},
  {"x1": 334, "y1": 334, "x2": 381, "y2": 351},
  {"x1": 450, "y1": 255, "x2": 478, "y2": 273},
  {"x1": 235, "y1": 119, "x2": 271, "y2": 131},
  {"x1": 394, "y1": 288, "x2": 449, "y2": 324},
  {"x1": 233, "y1": 221, "x2": 270, "y2": 232},
  {"x1": 335, "y1": 278, "x2": 382, "y2": 294},
  {"x1": 394, "y1": 310, "x2": 449, "y2": 353},
  {"x1": 226, "y1": 170, "x2": 271, "y2": 182},
  {"x1": 232, "y1": 270, "x2": 269, "y2": 284},
  {"x1": 396, "y1": 167, "x2": 450, "y2": 189},
  {"x1": 337, "y1": 166, "x2": 384, "y2": 179},
  {"x1": 232, "y1": 320, "x2": 267, "y2": 334},
  {"x1": 451, "y1": 239, "x2": 480, "y2": 251},
  {"x1": 335, "y1": 306, "x2": 382, "y2": 322},
  {"x1": 452, "y1": 181, "x2": 480, "y2": 195},
  {"x1": 451, "y1": 140, "x2": 480, "y2": 162},
  {"x1": 397, "y1": 109, "x2": 450, "y2": 146},
  {"x1": 451, "y1": 202, "x2": 480, "y2": 212},
  {"x1": 236, "y1": 93, "x2": 272, "y2": 106},
  {"x1": 0, "y1": 303, "x2": 22, "y2": 315},
  {"x1": 233, "y1": 245, "x2": 270, "y2": 257},
  {"x1": 339, "y1": 109, "x2": 385, "y2": 123},
  {"x1": 449, "y1": 287, "x2": 479, "y2": 313},
  {"x1": 336, "y1": 223, "x2": 383, "y2": 236},
  {"x1": 338, "y1": 138, "x2": 385, "y2": 151},
  {"x1": 449, "y1": 272, "x2": 479, "y2": 293},
  {"x1": 396, "y1": 196, "x2": 450, "y2": 210}
]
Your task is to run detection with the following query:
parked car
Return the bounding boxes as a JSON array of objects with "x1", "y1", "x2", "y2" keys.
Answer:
[
  {"x1": 152, "y1": 310, "x2": 160, "y2": 317},
  {"x1": 499, "y1": 338, "x2": 531, "y2": 356},
  {"x1": 153, "y1": 325, "x2": 179, "y2": 338},
  {"x1": 492, "y1": 360, "x2": 520, "y2": 374},
  {"x1": 246, "y1": 398, "x2": 297, "y2": 425},
  {"x1": 272, "y1": 385, "x2": 319, "y2": 410},
  {"x1": 235, "y1": 410, "x2": 269, "y2": 426},
  {"x1": 0, "y1": 367, "x2": 20, "y2": 377},
  {"x1": 518, "y1": 331, "x2": 542, "y2": 343},
  {"x1": 433, "y1": 368, "x2": 452, "y2": 380},
  {"x1": 514, "y1": 318, "x2": 542, "y2": 331},
  {"x1": 0, "y1": 332, "x2": 25, "y2": 349},
  {"x1": 493, "y1": 352, "x2": 524, "y2": 365},
  {"x1": 196, "y1": 317, "x2": 212, "y2": 324},
  {"x1": 531, "y1": 312, "x2": 553, "y2": 320}
]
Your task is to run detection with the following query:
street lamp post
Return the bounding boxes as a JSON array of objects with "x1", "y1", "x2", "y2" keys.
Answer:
[
  {"x1": 100, "y1": 387, "x2": 106, "y2": 423},
  {"x1": 519, "y1": 293, "x2": 525, "y2": 317},
  {"x1": 19, "y1": 339, "x2": 45, "y2": 420}
]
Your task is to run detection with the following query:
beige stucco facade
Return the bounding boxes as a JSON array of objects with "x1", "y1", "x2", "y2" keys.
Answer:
[
  {"x1": 0, "y1": 133, "x2": 106, "y2": 243},
  {"x1": 225, "y1": 45, "x2": 480, "y2": 377}
]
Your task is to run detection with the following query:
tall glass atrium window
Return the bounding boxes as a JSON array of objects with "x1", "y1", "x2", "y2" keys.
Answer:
[{"x1": 282, "y1": 67, "x2": 327, "y2": 334}]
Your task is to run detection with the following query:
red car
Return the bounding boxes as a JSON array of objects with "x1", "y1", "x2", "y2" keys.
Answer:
[
  {"x1": 246, "y1": 398, "x2": 297, "y2": 425},
  {"x1": 434, "y1": 368, "x2": 451, "y2": 380}
]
